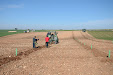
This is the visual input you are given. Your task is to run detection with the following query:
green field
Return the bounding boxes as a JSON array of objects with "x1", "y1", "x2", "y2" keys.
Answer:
[
  {"x1": 0, "y1": 30, "x2": 49, "y2": 37},
  {"x1": 1, "y1": 30, "x2": 113, "y2": 41},
  {"x1": 35, "y1": 30, "x2": 77, "y2": 32},
  {"x1": 0, "y1": 30, "x2": 78, "y2": 37},
  {"x1": 88, "y1": 30, "x2": 113, "y2": 40},
  {"x1": 0, "y1": 30, "x2": 25, "y2": 37}
]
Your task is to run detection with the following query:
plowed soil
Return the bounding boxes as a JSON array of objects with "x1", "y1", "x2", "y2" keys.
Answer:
[{"x1": 0, "y1": 31, "x2": 113, "y2": 75}]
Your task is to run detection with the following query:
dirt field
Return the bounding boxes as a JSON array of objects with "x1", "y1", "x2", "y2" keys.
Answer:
[{"x1": 0, "y1": 31, "x2": 113, "y2": 75}]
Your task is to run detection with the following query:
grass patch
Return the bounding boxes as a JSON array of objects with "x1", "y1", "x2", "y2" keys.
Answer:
[
  {"x1": 35, "y1": 30, "x2": 52, "y2": 32},
  {"x1": 88, "y1": 31, "x2": 113, "y2": 40},
  {"x1": 0, "y1": 30, "x2": 25, "y2": 37},
  {"x1": 35, "y1": 30, "x2": 79, "y2": 32},
  {"x1": 55, "y1": 30, "x2": 79, "y2": 31},
  {"x1": 35, "y1": 30, "x2": 78, "y2": 32},
  {"x1": 0, "y1": 29, "x2": 78, "y2": 37}
]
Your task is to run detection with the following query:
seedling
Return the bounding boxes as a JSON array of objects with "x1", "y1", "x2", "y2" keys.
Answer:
[
  {"x1": 16, "y1": 48, "x2": 17, "y2": 56},
  {"x1": 91, "y1": 45, "x2": 92, "y2": 49},
  {"x1": 109, "y1": 50, "x2": 110, "y2": 58}
]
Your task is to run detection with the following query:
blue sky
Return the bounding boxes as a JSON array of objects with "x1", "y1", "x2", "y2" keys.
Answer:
[{"x1": 0, "y1": 0, "x2": 113, "y2": 29}]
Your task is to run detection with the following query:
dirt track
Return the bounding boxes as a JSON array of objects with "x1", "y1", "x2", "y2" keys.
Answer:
[{"x1": 0, "y1": 31, "x2": 113, "y2": 75}]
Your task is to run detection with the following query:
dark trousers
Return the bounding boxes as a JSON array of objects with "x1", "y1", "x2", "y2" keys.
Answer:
[
  {"x1": 33, "y1": 43, "x2": 35, "y2": 48},
  {"x1": 46, "y1": 42, "x2": 48, "y2": 48}
]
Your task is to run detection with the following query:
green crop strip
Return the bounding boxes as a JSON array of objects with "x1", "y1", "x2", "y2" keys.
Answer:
[{"x1": 88, "y1": 30, "x2": 113, "y2": 40}]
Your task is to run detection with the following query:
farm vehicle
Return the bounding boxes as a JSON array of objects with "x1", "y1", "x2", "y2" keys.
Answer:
[
  {"x1": 82, "y1": 29, "x2": 86, "y2": 32},
  {"x1": 47, "y1": 31, "x2": 59, "y2": 44}
]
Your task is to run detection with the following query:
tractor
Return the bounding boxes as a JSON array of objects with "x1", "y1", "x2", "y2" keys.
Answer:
[
  {"x1": 82, "y1": 29, "x2": 86, "y2": 32},
  {"x1": 47, "y1": 31, "x2": 59, "y2": 44}
]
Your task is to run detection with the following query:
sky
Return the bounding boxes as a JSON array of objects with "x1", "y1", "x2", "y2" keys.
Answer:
[{"x1": 0, "y1": 0, "x2": 113, "y2": 30}]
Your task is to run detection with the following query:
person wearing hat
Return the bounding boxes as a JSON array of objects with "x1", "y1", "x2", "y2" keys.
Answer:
[{"x1": 33, "y1": 36, "x2": 39, "y2": 48}]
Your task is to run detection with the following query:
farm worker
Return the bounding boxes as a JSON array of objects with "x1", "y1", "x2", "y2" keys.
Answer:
[
  {"x1": 54, "y1": 35, "x2": 58, "y2": 44},
  {"x1": 33, "y1": 36, "x2": 39, "y2": 48},
  {"x1": 47, "y1": 32, "x2": 51, "y2": 38},
  {"x1": 48, "y1": 34, "x2": 51, "y2": 44},
  {"x1": 48, "y1": 34, "x2": 51, "y2": 38},
  {"x1": 45, "y1": 35, "x2": 49, "y2": 48},
  {"x1": 51, "y1": 34, "x2": 54, "y2": 42}
]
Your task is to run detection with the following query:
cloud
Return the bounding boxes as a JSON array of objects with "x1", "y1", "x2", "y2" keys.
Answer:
[
  {"x1": 0, "y1": 4, "x2": 24, "y2": 10},
  {"x1": 8, "y1": 4, "x2": 24, "y2": 8},
  {"x1": 0, "y1": 18, "x2": 113, "y2": 29},
  {"x1": 83, "y1": 19, "x2": 113, "y2": 25},
  {"x1": 76, "y1": 19, "x2": 113, "y2": 29}
]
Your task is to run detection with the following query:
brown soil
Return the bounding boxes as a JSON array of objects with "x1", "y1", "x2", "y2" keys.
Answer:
[{"x1": 0, "y1": 31, "x2": 113, "y2": 75}]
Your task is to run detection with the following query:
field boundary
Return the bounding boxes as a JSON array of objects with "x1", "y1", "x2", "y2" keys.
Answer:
[
  {"x1": 81, "y1": 31, "x2": 113, "y2": 44},
  {"x1": 72, "y1": 31, "x2": 113, "y2": 64}
]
